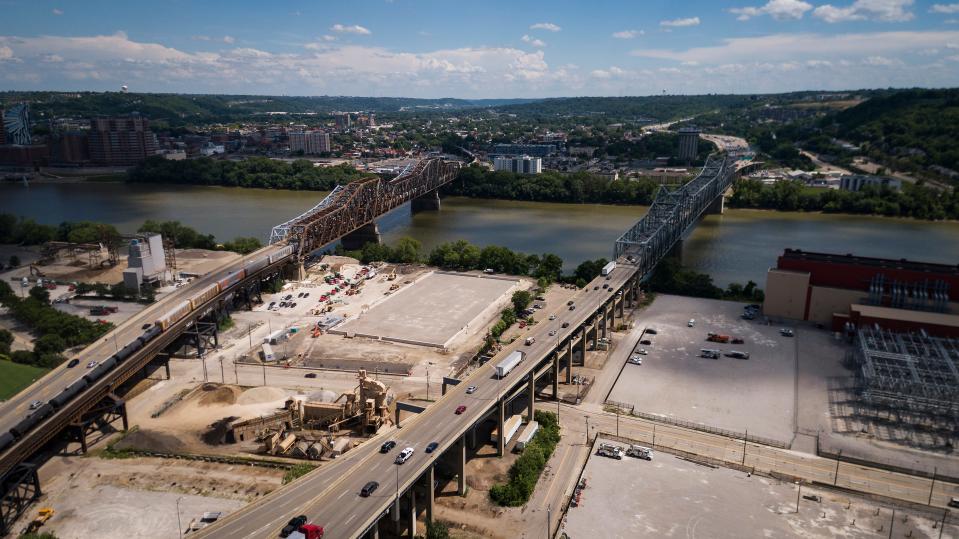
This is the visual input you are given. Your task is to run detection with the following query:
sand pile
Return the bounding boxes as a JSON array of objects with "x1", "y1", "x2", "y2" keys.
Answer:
[
  {"x1": 306, "y1": 390, "x2": 338, "y2": 403},
  {"x1": 236, "y1": 386, "x2": 289, "y2": 405},
  {"x1": 197, "y1": 384, "x2": 240, "y2": 406}
]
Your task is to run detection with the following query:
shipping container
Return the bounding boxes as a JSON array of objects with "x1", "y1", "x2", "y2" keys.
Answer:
[
  {"x1": 156, "y1": 300, "x2": 193, "y2": 331},
  {"x1": 495, "y1": 351, "x2": 525, "y2": 379},
  {"x1": 514, "y1": 421, "x2": 539, "y2": 451},
  {"x1": 189, "y1": 282, "x2": 221, "y2": 310},
  {"x1": 216, "y1": 269, "x2": 246, "y2": 291},
  {"x1": 262, "y1": 343, "x2": 275, "y2": 362},
  {"x1": 269, "y1": 245, "x2": 294, "y2": 264},
  {"x1": 601, "y1": 261, "x2": 617, "y2": 276}
]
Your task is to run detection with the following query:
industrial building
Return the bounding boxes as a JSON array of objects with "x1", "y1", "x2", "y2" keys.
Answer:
[
  {"x1": 764, "y1": 249, "x2": 959, "y2": 336},
  {"x1": 493, "y1": 155, "x2": 542, "y2": 174},
  {"x1": 678, "y1": 127, "x2": 701, "y2": 162},
  {"x1": 122, "y1": 234, "x2": 168, "y2": 291},
  {"x1": 840, "y1": 174, "x2": 903, "y2": 192},
  {"x1": 289, "y1": 131, "x2": 331, "y2": 155}
]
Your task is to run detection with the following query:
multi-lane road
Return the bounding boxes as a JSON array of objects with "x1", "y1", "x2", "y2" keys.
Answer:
[{"x1": 198, "y1": 260, "x2": 638, "y2": 538}]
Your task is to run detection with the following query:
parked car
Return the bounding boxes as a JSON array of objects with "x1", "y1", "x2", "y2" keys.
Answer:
[
  {"x1": 549, "y1": 314, "x2": 556, "y2": 320},
  {"x1": 688, "y1": 319, "x2": 696, "y2": 327},
  {"x1": 567, "y1": 300, "x2": 575, "y2": 306},
  {"x1": 636, "y1": 349, "x2": 648, "y2": 355},
  {"x1": 645, "y1": 328, "x2": 657, "y2": 335},
  {"x1": 267, "y1": 302, "x2": 276, "y2": 309},
  {"x1": 360, "y1": 481, "x2": 379, "y2": 497},
  {"x1": 141, "y1": 323, "x2": 152, "y2": 330},
  {"x1": 67, "y1": 358, "x2": 79, "y2": 368},
  {"x1": 780, "y1": 328, "x2": 794, "y2": 337},
  {"x1": 455, "y1": 405, "x2": 467, "y2": 415},
  {"x1": 280, "y1": 515, "x2": 308, "y2": 538},
  {"x1": 305, "y1": 372, "x2": 317, "y2": 378},
  {"x1": 569, "y1": 305, "x2": 576, "y2": 311},
  {"x1": 380, "y1": 440, "x2": 396, "y2": 453},
  {"x1": 640, "y1": 339, "x2": 652, "y2": 346},
  {"x1": 425, "y1": 442, "x2": 439, "y2": 454},
  {"x1": 593, "y1": 286, "x2": 599, "y2": 290},
  {"x1": 395, "y1": 447, "x2": 414, "y2": 464},
  {"x1": 549, "y1": 330, "x2": 557, "y2": 336},
  {"x1": 731, "y1": 338, "x2": 745, "y2": 344},
  {"x1": 562, "y1": 322, "x2": 570, "y2": 328}
]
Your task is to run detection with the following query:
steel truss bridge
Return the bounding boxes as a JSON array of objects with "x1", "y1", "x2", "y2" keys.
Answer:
[
  {"x1": 614, "y1": 154, "x2": 734, "y2": 276},
  {"x1": 270, "y1": 158, "x2": 460, "y2": 254}
]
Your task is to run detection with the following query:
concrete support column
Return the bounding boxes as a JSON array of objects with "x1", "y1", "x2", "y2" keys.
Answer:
[
  {"x1": 601, "y1": 306, "x2": 609, "y2": 339},
  {"x1": 552, "y1": 352, "x2": 559, "y2": 399},
  {"x1": 497, "y1": 399, "x2": 506, "y2": 456},
  {"x1": 527, "y1": 375, "x2": 535, "y2": 422},
  {"x1": 408, "y1": 489, "x2": 417, "y2": 539},
  {"x1": 120, "y1": 402, "x2": 129, "y2": 432},
  {"x1": 468, "y1": 425, "x2": 477, "y2": 450},
  {"x1": 371, "y1": 524, "x2": 379, "y2": 539},
  {"x1": 706, "y1": 194, "x2": 725, "y2": 215},
  {"x1": 565, "y1": 341, "x2": 573, "y2": 384},
  {"x1": 341, "y1": 221, "x2": 381, "y2": 250},
  {"x1": 411, "y1": 190, "x2": 441, "y2": 213},
  {"x1": 297, "y1": 261, "x2": 306, "y2": 281},
  {"x1": 457, "y1": 435, "x2": 466, "y2": 495},
  {"x1": 426, "y1": 464, "x2": 435, "y2": 524},
  {"x1": 578, "y1": 329, "x2": 587, "y2": 366}
]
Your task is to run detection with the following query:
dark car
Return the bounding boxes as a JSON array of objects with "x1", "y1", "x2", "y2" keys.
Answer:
[
  {"x1": 646, "y1": 328, "x2": 657, "y2": 335},
  {"x1": 455, "y1": 405, "x2": 467, "y2": 414},
  {"x1": 425, "y1": 442, "x2": 439, "y2": 453},
  {"x1": 141, "y1": 323, "x2": 152, "y2": 330},
  {"x1": 67, "y1": 358, "x2": 80, "y2": 368},
  {"x1": 568, "y1": 305, "x2": 575, "y2": 311},
  {"x1": 380, "y1": 440, "x2": 396, "y2": 453},
  {"x1": 567, "y1": 300, "x2": 575, "y2": 306},
  {"x1": 640, "y1": 339, "x2": 652, "y2": 345},
  {"x1": 562, "y1": 322, "x2": 570, "y2": 328},
  {"x1": 305, "y1": 372, "x2": 317, "y2": 378},
  {"x1": 280, "y1": 515, "x2": 308, "y2": 537},
  {"x1": 360, "y1": 481, "x2": 379, "y2": 497}
]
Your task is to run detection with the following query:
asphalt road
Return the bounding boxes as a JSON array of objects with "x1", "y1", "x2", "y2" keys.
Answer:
[
  {"x1": 0, "y1": 245, "x2": 286, "y2": 445},
  {"x1": 197, "y1": 261, "x2": 638, "y2": 538}
]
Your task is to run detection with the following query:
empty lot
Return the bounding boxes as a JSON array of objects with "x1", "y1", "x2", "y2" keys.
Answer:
[
  {"x1": 607, "y1": 295, "x2": 797, "y2": 444},
  {"x1": 334, "y1": 271, "x2": 519, "y2": 347}
]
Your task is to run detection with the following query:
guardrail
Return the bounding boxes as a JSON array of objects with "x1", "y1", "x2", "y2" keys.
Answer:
[{"x1": 612, "y1": 408, "x2": 789, "y2": 449}]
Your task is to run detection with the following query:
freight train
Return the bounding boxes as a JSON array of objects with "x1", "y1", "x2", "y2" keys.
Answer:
[{"x1": 0, "y1": 245, "x2": 294, "y2": 453}]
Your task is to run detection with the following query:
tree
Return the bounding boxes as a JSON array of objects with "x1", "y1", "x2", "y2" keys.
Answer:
[
  {"x1": 34, "y1": 334, "x2": 66, "y2": 356},
  {"x1": 28, "y1": 286, "x2": 50, "y2": 304},
  {"x1": 511, "y1": 290, "x2": 533, "y2": 314},
  {"x1": 8, "y1": 255, "x2": 20, "y2": 268},
  {"x1": 391, "y1": 236, "x2": 422, "y2": 263},
  {"x1": 222, "y1": 236, "x2": 262, "y2": 255},
  {"x1": 425, "y1": 520, "x2": 450, "y2": 539}
]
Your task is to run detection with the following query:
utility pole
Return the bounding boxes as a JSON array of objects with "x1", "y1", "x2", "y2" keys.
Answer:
[
  {"x1": 547, "y1": 503, "x2": 551, "y2": 539},
  {"x1": 616, "y1": 407, "x2": 620, "y2": 437},
  {"x1": 929, "y1": 467, "x2": 937, "y2": 505},
  {"x1": 262, "y1": 361, "x2": 267, "y2": 386},
  {"x1": 584, "y1": 416, "x2": 589, "y2": 445},
  {"x1": 426, "y1": 367, "x2": 430, "y2": 401},
  {"x1": 741, "y1": 429, "x2": 748, "y2": 466},
  {"x1": 888, "y1": 509, "x2": 895, "y2": 539},
  {"x1": 834, "y1": 449, "x2": 842, "y2": 486},
  {"x1": 795, "y1": 482, "x2": 801, "y2": 513},
  {"x1": 233, "y1": 355, "x2": 238, "y2": 385},
  {"x1": 176, "y1": 496, "x2": 184, "y2": 539},
  {"x1": 219, "y1": 357, "x2": 225, "y2": 384}
]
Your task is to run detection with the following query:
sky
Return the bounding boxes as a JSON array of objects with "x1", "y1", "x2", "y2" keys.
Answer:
[{"x1": 1, "y1": 0, "x2": 958, "y2": 98}]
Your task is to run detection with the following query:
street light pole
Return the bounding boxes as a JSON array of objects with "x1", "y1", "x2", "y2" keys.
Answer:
[
  {"x1": 176, "y1": 496, "x2": 184, "y2": 539},
  {"x1": 584, "y1": 416, "x2": 589, "y2": 445},
  {"x1": 547, "y1": 503, "x2": 551, "y2": 539},
  {"x1": 795, "y1": 482, "x2": 801, "y2": 513},
  {"x1": 616, "y1": 407, "x2": 620, "y2": 437}
]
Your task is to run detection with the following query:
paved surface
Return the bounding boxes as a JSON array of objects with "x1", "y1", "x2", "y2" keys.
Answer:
[
  {"x1": 335, "y1": 272, "x2": 518, "y2": 347},
  {"x1": 564, "y1": 437, "x2": 957, "y2": 539},
  {"x1": 195, "y1": 261, "x2": 639, "y2": 538},
  {"x1": 608, "y1": 295, "x2": 797, "y2": 444}
]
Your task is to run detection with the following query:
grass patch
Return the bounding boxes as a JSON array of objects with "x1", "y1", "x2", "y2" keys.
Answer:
[
  {"x1": 282, "y1": 463, "x2": 316, "y2": 484},
  {"x1": 0, "y1": 360, "x2": 48, "y2": 401},
  {"x1": 489, "y1": 410, "x2": 561, "y2": 506},
  {"x1": 99, "y1": 427, "x2": 140, "y2": 459}
]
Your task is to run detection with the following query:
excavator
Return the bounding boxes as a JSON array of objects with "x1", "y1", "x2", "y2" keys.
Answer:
[{"x1": 21, "y1": 507, "x2": 54, "y2": 535}]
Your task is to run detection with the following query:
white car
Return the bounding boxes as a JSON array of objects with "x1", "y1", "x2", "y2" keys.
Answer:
[
  {"x1": 636, "y1": 349, "x2": 648, "y2": 355},
  {"x1": 688, "y1": 319, "x2": 696, "y2": 327},
  {"x1": 628, "y1": 356, "x2": 643, "y2": 365},
  {"x1": 86, "y1": 361, "x2": 98, "y2": 369},
  {"x1": 549, "y1": 330, "x2": 557, "y2": 336},
  {"x1": 395, "y1": 447, "x2": 414, "y2": 464},
  {"x1": 466, "y1": 385, "x2": 477, "y2": 394},
  {"x1": 549, "y1": 314, "x2": 556, "y2": 320}
]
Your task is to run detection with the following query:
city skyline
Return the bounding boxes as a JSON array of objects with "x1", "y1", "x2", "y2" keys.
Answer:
[{"x1": 0, "y1": 0, "x2": 957, "y2": 97}]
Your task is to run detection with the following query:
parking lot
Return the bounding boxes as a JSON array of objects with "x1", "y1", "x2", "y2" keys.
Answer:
[
  {"x1": 563, "y1": 437, "x2": 956, "y2": 539},
  {"x1": 607, "y1": 295, "x2": 797, "y2": 444}
]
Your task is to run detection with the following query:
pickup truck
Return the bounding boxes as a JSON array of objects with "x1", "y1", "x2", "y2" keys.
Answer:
[{"x1": 597, "y1": 443, "x2": 624, "y2": 460}]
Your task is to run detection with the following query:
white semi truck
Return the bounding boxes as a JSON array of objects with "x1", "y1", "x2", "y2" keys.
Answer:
[{"x1": 495, "y1": 350, "x2": 525, "y2": 379}]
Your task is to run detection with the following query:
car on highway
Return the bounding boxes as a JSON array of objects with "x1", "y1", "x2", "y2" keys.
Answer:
[
  {"x1": 549, "y1": 330, "x2": 557, "y2": 336},
  {"x1": 280, "y1": 515, "x2": 308, "y2": 537},
  {"x1": 567, "y1": 300, "x2": 575, "y2": 306},
  {"x1": 569, "y1": 305, "x2": 575, "y2": 311},
  {"x1": 732, "y1": 337, "x2": 745, "y2": 344},
  {"x1": 380, "y1": 440, "x2": 396, "y2": 453},
  {"x1": 628, "y1": 357, "x2": 642, "y2": 365},
  {"x1": 304, "y1": 372, "x2": 317, "y2": 378},
  {"x1": 86, "y1": 361, "x2": 98, "y2": 369},
  {"x1": 593, "y1": 286, "x2": 599, "y2": 290},
  {"x1": 29, "y1": 400, "x2": 42, "y2": 410},
  {"x1": 645, "y1": 328, "x2": 657, "y2": 335},
  {"x1": 562, "y1": 322, "x2": 570, "y2": 328},
  {"x1": 549, "y1": 314, "x2": 556, "y2": 320},
  {"x1": 425, "y1": 442, "x2": 439, "y2": 453},
  {"x1": 455, "y1": 405, "x2": 467, "y2": 415},
  {"x1": 141, "y1": 323, "x2": 152, "y2": 330},
  {"x1": 360, "y1": 481, "x2": 379, "y2": 497},
  {"x1": 466, "y1": 385, "x2": 477, "y2": 394},
  {"x1": 395, "y1": 447, "x2": 414, "y2": 464},
  {"x1": 67, "y1": 358, "x2": 79, "y2": 368}
]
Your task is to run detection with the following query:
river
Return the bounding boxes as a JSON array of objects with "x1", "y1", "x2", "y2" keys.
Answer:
[{"x1": 2, "y1": 182, "x2": 957, "y2": 287}]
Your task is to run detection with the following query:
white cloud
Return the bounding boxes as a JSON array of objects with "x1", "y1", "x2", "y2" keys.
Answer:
[
  {"x1": 52, "y1": 8, "x2": 63, "y2": 15},
  {"x1": 322, "y1": 35, "x2": 337, "y2": 42},
  {"x1": 0, "y1": 45, "x2": 13, "y2": 60},
  {"x1": 192, "y1": 35, "x2": 211, "y2": 41},
  {"x1": 530, "y1": 22, "x2": 561, "y2": 32},
  {"x1": 223, "y1": 36, "x2": 235, "y2": 44},
  {"x1": 863, "y1": 55, "x2": 903, "y2": 65},
  {"x1": 813, "y1": 0, "x2": 914, "y2": 23},
  {"x1": 612, "y1": 30, "x2": 643, "y2": 39},
  {"x1": 331, "y1": 24, "x2": 371, "y2": 35},
  {"x1": 521, "y1": 35, "x2": 546, "y2": 47},
  {"x1": 730, "y1": 0, "x2": 813, "y2": 21},
  {"x1": 931, "y1": 3, "x2": 959, "y2": 13},
  {"x1": 660, "y1": 17, "x2": 701, "y2": 27}
]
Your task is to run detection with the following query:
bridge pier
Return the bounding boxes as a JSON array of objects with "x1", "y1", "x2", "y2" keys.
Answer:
[
  {"x1": 341, "y1": 222, "x2": 381, "y2": 250},
  {"x1": 578, "y1": 328, "x2": 587, "y2": 366},
  {"x1": 527, "y1": 375, "x2": 535, "y2": 422},
  {"x1": 425, "y1": 464, "x2": 435, "y2": 524},
  {"x1": 407, "y1": 489, "x2": 417, "y2": 539},
  {"x1": 706, "y1": 194, "x2": 725, "y2": 215},
  {"x1": 456, "y1": 434, "x2": 466, "y2": 495},
  {"x1": 565, "y1": 340, "x2": 573, "y2": 384},
  {"x1": 70, "y1": 393, "x2": 128, "y2": 454},
  {"x1": 0, "y1": 463, "x2": 41, "y2": 536},
  {"x1": 410, "y1": 190, "x2": 441, "y2": 214},
  {"x1": 552, "y1": 352, "x2": 559, "y2": 399},
  {"x1": 497, "y1": 399, "x2": 505, "y2": 456}
]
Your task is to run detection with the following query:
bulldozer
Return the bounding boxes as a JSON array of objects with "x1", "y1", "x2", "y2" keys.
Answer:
[{"x1": 21, "y1": 507, "x2": 54, "y2": 534}]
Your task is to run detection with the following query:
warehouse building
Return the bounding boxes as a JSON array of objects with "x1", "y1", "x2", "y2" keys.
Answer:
[{"x1": 763, "y1": 249, "x2": 959, "y2": 336}]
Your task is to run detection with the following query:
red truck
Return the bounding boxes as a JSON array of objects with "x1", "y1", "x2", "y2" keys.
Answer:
[
  {"x1": 288, "y1": 523, "x2": 324, "y2": 539},
  {"x1": 706, "y1": 333, "x2": 730, "y2": 344}
]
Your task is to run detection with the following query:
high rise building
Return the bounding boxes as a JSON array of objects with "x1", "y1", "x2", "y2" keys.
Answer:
[
  {"x1": 88, "y1": 116, "x2": 159, "y2": 165},
  {"x1": 678, "y1": 127, "x2": 701, "y2": 162},
  {"x1": 289, "y1": 131, "x2": 331, "y2": 155},
  {"x1": 493, "y1": 155, "x2": 542, "y2": 174},
  {"x1": 333, "y1": 112, "x2": 352, "y2": 131},
  {"x1": 492, "y1": 143, "x2": 556, "y2": 157}
]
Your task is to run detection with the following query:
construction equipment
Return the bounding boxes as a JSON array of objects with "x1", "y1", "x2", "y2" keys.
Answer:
[
  {"x1": 21, "y1": 507, "x2": 54, "y2": 534},
  {"x1": 386, "y1": 269, "x2": 397, "y2": 281}
]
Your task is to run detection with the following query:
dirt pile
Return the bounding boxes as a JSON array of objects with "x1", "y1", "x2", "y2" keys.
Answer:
[
  {"x1": 197, "y1": 384, "x2": 240, "y2": 406},
  {"x1": 113, "y1": 429, "x2": 187, "y2": 454},
  {"x1": 236, "y1": 386, "x2": 289, "y2": 405}
]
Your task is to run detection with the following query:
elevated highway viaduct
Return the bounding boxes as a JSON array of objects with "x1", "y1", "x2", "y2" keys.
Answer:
[{"x1": 194, "y1": 154, "x2": 739, "y2": 538}]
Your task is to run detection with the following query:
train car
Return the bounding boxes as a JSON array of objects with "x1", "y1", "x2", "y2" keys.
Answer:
[
  {"x1": 0, "y1": 431, "x2": 14, "y2": 452},
  {"x1": 115, "y1": 341, "x2": 142, "y2": 363},
  {"x1": 82, "y1": 357, "x2": 116, "y2": 385},
  {"x1": 33, "y1": 403, "x2": 54, "y2": 421},
  {"x1": 138, "y1": 325, "x2": 162, "y2": 345},
  {"x1": 51, "y1": 380, "x2": 88, "y2": 409},
  {"x1": 269, "y1": 245, "x2": 294, "y2": 264},
  {"x1": 156, "y1": 300, "x2": 193, "y2": 331},
  {"x1": 216, "y1": 269, "x2": 246, "y2": 292},
  {"x1": 189, "y1": 282, "x2": 221, "y2": 310},
  {"x1": 10, "y1": 413, "x2": 44, "y2": 439},
  {"x1": 244, "y1": 255, "x2": 270, "y2": 275}
]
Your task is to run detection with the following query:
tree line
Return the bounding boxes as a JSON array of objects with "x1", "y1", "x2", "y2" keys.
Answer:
[
  {"x1": 489, "y1": 410, "x2": 561, "y2": 506},
  {"x1": 729, "y1": 180, "x2": 959, "y2": 220},
  {"x1": 127, "y1": 156, "x2": 364, "y2": 191},
  {"x1": 443, "y1": 165, "x2": 661, "y2": 205},
  {"x1": 649, "y1": 258, "x2": 765, "y2": 303}
]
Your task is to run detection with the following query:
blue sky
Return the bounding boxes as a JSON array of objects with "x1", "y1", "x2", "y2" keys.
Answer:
[{"x1": 1, "y1": 0, "x2": 958, "y2": 97}]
